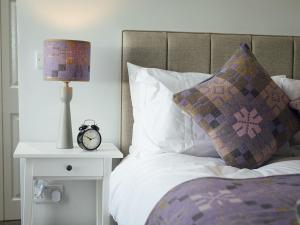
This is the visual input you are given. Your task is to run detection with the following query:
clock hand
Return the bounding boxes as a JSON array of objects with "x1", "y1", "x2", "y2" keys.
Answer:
[{"x1": 84, "y1": 135, "x2": 92, "y2": 140}]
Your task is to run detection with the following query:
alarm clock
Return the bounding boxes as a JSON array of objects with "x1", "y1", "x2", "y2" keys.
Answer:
[{"x1": 77, "y1": 119, "x2": 102, "y2": 151}]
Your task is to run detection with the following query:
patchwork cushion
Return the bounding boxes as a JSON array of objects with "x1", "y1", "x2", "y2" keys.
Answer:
[{"x1": 173, "y1": 43, "x2": 300, "y2": 169}]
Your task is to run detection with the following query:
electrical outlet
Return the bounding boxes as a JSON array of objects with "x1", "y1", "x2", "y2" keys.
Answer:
[
  {"x1": 35, "y1": 52, "x2": 43, "y2": 69},
  {"x1": 34, "y1": 184, "x2": 64, "y2": 204}
]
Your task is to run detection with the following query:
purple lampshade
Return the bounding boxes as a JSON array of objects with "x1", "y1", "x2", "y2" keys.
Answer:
[{"x1": 43, "y1": 39, "x2": 91, "y2": 81}]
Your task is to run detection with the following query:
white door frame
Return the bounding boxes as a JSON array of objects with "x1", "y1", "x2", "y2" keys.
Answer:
[
  {"x1": 0, "y1": 0, "x2": 4, "y2": 220},
  {"x1": 1, "y1": 0, "x2": 20, "y2": 220}
]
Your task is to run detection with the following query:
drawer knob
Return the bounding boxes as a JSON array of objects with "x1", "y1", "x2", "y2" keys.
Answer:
[{"x1": 66, "y1": 165, "x2": 73, "y2": 171}]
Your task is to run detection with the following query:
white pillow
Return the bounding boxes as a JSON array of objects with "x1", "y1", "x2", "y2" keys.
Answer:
[
  {"x1": 272, "y1": 75, "x2": 300, "y2": 147},
  {"x1": 127, "y1": 63, "x2": 218, "y2": 157},
  {"x1": 271, "y1": 75, "x2": 286, "y2": 84},
  {"x1": 272, "y1": 76, "x2": 300, "y2": 100}
]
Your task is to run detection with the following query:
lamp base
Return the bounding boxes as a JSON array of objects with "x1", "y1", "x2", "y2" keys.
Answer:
[{"x1": 57, "y1": 82, "x2": 73, "y2": 149}]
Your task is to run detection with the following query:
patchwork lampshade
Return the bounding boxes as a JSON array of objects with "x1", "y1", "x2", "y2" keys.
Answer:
[{"x1": 43, "y1": 39, "x2": 91, "y2": 81}]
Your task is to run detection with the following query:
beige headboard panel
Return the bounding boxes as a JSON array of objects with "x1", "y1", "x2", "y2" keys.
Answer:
[{"x1": 121, "y1": 30, "x2": 300, "y2": 155}]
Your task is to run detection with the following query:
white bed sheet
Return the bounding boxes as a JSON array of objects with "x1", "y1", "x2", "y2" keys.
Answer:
[{"x1": 110, "y1": 152, "x2": 300, "y2": 225}]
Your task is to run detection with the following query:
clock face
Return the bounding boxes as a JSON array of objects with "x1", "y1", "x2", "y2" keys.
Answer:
[{"x1": 82, "y1": 129, "x2": 101, "y2": 150}]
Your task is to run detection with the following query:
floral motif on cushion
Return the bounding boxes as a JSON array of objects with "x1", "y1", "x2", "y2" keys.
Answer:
[
  {"x1": 173, "y1": 43, "x2": 300, "y2": 169},
  {"x1": 232, "y1": 107, "x2": 262, "y2": 138}
]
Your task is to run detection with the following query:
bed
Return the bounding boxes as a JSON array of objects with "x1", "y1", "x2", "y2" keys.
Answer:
[{"x1": 110, "y1": 31, "x2": 300, "y2": 225}]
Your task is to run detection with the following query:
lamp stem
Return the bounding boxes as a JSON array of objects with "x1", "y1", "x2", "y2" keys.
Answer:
[{"x1": 57, "y1": 82, "x2": 73, "y2": 149}]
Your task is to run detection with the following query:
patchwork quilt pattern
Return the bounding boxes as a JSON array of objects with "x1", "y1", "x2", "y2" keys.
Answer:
[
  {"x1": 174, "y1": 44, "x2": 300, "y2": 168},
  {"x1": 146, "y1": 175, "x2": 300, "y2": 225},
  {"x1": 44, "y1": 40, "x2": 90, "y2": 81}
]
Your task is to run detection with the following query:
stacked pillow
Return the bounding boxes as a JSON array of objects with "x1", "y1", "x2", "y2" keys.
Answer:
[
  {"x1": 127, "y1": 63, "x2": 218, "y2": 157},
  {"x1": 272, "y1": 77, "x2": 300, "y2": 144},
  {"x1": 173, "y1": 44, "x2": 300, "y2": 169},
  {"x1": 272, "y1": 77, "x2": 300, "y2": 100},
  {"x1": 290, "y1": 100, "x2": 300, "y2": 115}
]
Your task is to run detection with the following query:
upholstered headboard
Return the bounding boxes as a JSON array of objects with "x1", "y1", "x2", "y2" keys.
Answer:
[{"x1": 121, "y1": 30, "x2": 300, "y2": 155}]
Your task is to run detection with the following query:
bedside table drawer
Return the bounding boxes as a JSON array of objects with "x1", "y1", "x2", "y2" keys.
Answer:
[{"x1": 33, "y1": 158, "x2": 104, "y2": 177}]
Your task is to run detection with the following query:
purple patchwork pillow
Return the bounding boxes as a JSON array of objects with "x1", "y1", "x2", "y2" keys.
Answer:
[{"x1": 173, "y1": 44, "x2": 300, "y2": 169}]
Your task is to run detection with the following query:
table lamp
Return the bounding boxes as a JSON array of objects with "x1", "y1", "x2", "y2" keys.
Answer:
[{"x1": 43, "y1": 39, "x2": 91, "y2": 149}]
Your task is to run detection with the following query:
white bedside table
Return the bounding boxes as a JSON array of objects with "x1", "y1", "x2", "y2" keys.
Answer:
[{"x1": 14, "y1": 142, "x2": 123, "y2": 225}]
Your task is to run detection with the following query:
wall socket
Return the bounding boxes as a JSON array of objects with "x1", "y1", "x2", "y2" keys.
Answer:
[
  {"x1": 34, "y1": 183, "x2": 64, "y2": 204},
  {"x1": 35, "y1": 52, "x2": 43, "y2": 70}
]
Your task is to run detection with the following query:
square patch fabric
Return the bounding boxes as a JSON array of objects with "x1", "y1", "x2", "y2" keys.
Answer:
[{"x1": 173, "y1": 44, "x2": 300, "y2": 169}]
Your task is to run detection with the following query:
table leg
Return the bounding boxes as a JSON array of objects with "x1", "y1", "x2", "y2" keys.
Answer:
[
  {"x1": 96, "y1": 159, "x2": 112, "y2": 225},
  {"x1": 22, "y1": 159, "x2": 33, "y2": 225}
]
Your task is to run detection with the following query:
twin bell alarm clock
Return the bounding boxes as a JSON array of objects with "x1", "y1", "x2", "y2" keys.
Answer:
[{"x1": 77, "y1": 119, "x2": 102, "y2": 151}]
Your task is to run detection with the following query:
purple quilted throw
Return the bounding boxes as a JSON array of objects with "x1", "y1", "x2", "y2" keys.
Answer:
[{"x1": 146, "y1": 175, "x2": 300, "y2": 225}]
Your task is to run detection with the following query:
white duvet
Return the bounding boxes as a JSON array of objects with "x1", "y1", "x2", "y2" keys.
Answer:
[{"x1": 110, "y1": 152, "x2": 300, "y2": 225}]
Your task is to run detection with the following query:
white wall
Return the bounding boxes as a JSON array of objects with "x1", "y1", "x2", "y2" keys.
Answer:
[{"x1": 17, "y1": 0, "x2": 300, "y2": 224}]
